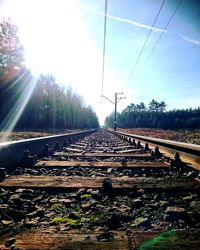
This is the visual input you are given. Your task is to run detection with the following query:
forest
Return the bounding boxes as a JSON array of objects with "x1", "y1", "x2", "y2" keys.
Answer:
[
  {"x1": 105, "y1": 100, "x2": 200, "y2": 129},
  {"x1": 0, "y1": 19, "x2": 99, "y2": 131}
]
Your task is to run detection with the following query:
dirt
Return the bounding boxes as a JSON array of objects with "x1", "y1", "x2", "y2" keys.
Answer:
[{"x1": 0, "y1": 130, "x2": 81, "y2": 142}]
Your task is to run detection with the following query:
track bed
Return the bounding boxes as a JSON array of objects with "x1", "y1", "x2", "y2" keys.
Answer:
[{"x1": 0, "y1": 130, "x2": 199, "y2": 249}]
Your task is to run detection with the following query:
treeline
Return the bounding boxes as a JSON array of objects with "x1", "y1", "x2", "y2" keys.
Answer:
[
  {"x1": 105, "y1": 100, "x2": 200, "y2": 129},
  {"x1": 0, "y1": 19, "x2": 99, "y2": 131}
]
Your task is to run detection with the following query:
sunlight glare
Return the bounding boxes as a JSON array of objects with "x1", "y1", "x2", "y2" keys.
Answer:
[
  {"x1": 7, "y1": 1, "x2": 102, "y2": 99},
  {"x1": 0, "y1": 73, "x2": 38, "y2": 141},
  {"x1": 5, "y1": 0, "x2": 128, "y2": 125},
  {"x1": 7, "y1": 0, "x2": 86, "y2": 73}
]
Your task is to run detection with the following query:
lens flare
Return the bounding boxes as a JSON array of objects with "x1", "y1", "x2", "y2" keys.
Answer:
[{"x1": 0, "y1": 72, "x2": 39, "y2": 142}]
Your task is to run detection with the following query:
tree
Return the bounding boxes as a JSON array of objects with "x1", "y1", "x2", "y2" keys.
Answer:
[
  {"x1": 137, "y1": 102, "x2": 146, "y2": 112},
  {"x1": 0, "y1": 18, "x2": 24, "y2": 81},
  {"x1": 158, "y1": 101, "x2": 167, "y2": 112},
  {"x1": 149, "y1": 99, "x2": 159, "y2": 112},
  {"x1": 16, "y1": 75, "x2": 100, "y2": 130},
  {"x1": 0, "y1": 19, "x2": 25, "y2": 127},
  {"x1": 149, "y1": 99, "x2": 166, "y2": 112},
  {"x1": 105, "y1": 100, "x2": 200, "y2": 129}
]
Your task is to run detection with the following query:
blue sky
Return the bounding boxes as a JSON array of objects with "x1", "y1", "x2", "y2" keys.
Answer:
[
  {"x1": 0, "y1": 0, "x2": 200, "y2": 124},
  {"x1": 80, "y1": 0, "x2": 200, "y2": 109}
]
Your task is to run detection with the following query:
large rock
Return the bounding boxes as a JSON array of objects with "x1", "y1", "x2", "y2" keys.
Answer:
[
  {"x1": 132, "y1": 198, "x2": 143, "y2": 208},
  {"x1": 96, "y1": 232, "x2": 114, "y2": 242},
  {"x1": 20, "y1": 192, "x2": 34, "y2": 200},
  {"x1": 27, "y1": 209, "x2": 45, "y2": 218},
  {"x1": 107, "y1": 212, "x2": 121, "y2": 229},
  {"x1": 15, "y1": 188, "x2": 26, "y2": 193},
  {"x1": 166, "y1": 206, "x2": 186, "y2": 215},
  {"x1": 87, "y1": 189, "x2": 99, "y2": 196},
  {"x1": 5, "y1": 238, "x2": 15, "y2": 247},
  {"x1": 68, "y1": 211, "x2": 80, "y2": 220},
  {"x1": 1, "y1": 220, "x2": 13, "y2": 225},
  {"x1": 10, "y1": 194, "x2": 21, "y2": 200},
  {"x1": 133, "y1": 217, "x2": 151, "y2": 228},
  {"x1": 60, "y1": 198, "x2": 75, "y2": 206},
  {"x1": 81, "y1": 202, "x2": 91, "y2": 210},
  {"x1": 182, "y1": 194, "x2": 198, "y2": 202},
  {"x1": 49, "y1": 198, "x2": 60, "y2": 204},
  {"x1": 33, "y1": 195, "x2": 44, "y2": 202},
  {"x1": 164, "y1": 206, "x2": 186, "y2": 222},
  {"x1": 0, "y1": 204, "x2": 9, "y2": 209},
  {"x1": 24, "y1": 218, "x2": 39, "y2": 228},
  {"x1": 3, "y1": 208, "x2": 25, "y2": 221},
  {"x1": 102, "y1": 179, "x2": 113, "y2": 195}
]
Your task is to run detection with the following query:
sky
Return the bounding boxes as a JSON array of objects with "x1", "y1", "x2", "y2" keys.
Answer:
[{"x1": 0, "y1": 0, "x2": 200, "y2": 125}]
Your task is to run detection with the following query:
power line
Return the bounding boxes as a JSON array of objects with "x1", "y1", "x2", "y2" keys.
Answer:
[
  {"x1": 129, "y1": 0, "x2": 166, "y2": 81},
  {"x1": 138, "y1": 0, "x2": 183, "y2": 75},
  {"x1": 101, "y1": 0, "x2": 108, "y2": 97}
]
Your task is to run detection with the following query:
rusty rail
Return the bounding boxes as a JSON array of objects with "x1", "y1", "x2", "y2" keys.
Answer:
[
  {"x1": 0, "y1": 129, "x2": 97, "y2": 167},
  {"x1": 110, "y1": 130, "x2": 200, "y2": 171}
]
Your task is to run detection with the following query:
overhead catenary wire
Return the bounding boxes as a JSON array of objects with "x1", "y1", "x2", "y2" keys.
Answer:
[
  {"x1": 129, "y1": 0, "x2": 166, "y2": 81},
  {"x1": 101, "y1": 0, "x2": 108, "y2": 97},
  {"x1": 136, "y1": 0, "x2": 183, "y2": 77}
]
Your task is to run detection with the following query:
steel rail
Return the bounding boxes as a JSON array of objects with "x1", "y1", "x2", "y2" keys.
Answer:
[
  {"x1": 0, "y1": 129, "x2": 97, "y2": 167},
  {"x1": 110, "y1": 130, "x2": 200, "y2": 171}
]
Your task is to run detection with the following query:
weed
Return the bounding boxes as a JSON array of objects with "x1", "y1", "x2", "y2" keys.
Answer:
[{"x1": 50, "y1": 203, "x2": 64, "y2": 211}]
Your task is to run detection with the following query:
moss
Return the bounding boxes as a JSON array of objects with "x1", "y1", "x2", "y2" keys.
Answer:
[
  {"x1": 80, "y1": 194, "x2": 92, "y2": 200},
  {"x1": 51, "y1": 217, "x2": 68, "y2": 224},
  {"x1": 84, "y1": 213, "x2": 103, "y2": 227},
  {"x1": 50, "y1": 203, "x2": 64, "y2": 211},
  {"x1": 51, "y1": 217, "x2": 85, "y2": 228},
  {"x1": 67, "y1": 218, "x2": 83, "y2": 226}
]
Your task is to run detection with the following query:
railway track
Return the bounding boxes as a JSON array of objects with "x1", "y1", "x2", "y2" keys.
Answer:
[{"x1": 0, "y1": 129, "x2": 200, "y2": 249}]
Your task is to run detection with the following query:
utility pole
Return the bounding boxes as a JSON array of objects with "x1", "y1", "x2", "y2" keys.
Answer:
[
  {"x1": 114, "y1": 93, "x2": 117, "y2": 131},
  {"x1": 102, "y1": 92, "x2": 125, "y2": 131}
]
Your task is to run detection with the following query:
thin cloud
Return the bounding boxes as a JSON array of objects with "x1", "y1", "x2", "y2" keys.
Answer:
[
  {"x1": 178, "y1": 34, "x2": 200, "y2": 46},
  {"x1": 107, "y1": 13, "x2": 169, "y2": 33},
  {"x1": 77, "y1": 3, "x2": 200, "y2": 47},
  {"x1": 77, "y1": 3, "x2": 168, "y2": 33}
]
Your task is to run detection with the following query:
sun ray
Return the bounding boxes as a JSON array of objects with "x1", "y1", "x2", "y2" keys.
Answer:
[{"x1": 0, "y1": 72, "x2": 39, "y2": 141}]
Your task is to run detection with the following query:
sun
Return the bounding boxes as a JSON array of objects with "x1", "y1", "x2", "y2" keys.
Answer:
[
  {"x1": 6, "y1": 0, "x2": 104, "y2": 97},
  {"x1": 3, "y1": 0, "x2": 125, "y2": 125},
  {"x1": 6, "y1": 0, "x2": 83, "y2": 73}
]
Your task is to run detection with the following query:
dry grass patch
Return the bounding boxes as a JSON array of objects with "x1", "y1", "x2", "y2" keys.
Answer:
[{"x1": 0, "y1": 130, "x2": 80, "y2": 142}]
